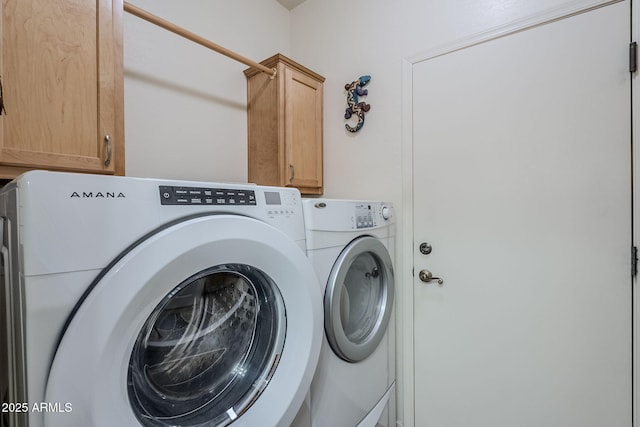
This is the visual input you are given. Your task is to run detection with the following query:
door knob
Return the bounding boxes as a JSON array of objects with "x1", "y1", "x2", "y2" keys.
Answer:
[{"x1": 418, "y1": 269, "x2": 443, "y2": 285}]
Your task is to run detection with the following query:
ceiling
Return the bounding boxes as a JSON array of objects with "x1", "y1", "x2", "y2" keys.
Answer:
[{"x1": 277, "y1": 0, "x2": 307, "y2": 10}]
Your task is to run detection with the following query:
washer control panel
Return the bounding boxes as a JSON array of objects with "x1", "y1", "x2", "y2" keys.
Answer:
[
  {"x1": 264, "y1": 190, "x2": 299, "y2": 218},
  {"x1": 159, "y1": 185, "x2": 257, "y2": 206}
]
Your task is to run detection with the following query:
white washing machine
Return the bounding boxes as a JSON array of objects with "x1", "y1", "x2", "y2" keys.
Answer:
[
  {"x1": 0, "y1": 171, "x2": 323, "y2": 427},
  {"x1": 302, "y1": 199, "x2": 396, "y2": 427}
]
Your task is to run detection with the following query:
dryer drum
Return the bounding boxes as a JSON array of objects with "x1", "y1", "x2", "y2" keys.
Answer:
[
  {"x1": 324, "y1": 236, "x2": 395, "y2": 363},
  {"x1": 127, "y1": 263, "x2": 286, "y2": 426},
  {"x1": 340, "y1": 252, "x2": 384, "y2": 344}
]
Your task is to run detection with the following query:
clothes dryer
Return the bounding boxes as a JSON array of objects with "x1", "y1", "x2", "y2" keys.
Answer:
[
  {"x1": 302, "y1": 199, "x2": 396, "y2": 427},
  {"x1": 0, "y1": 171, "x2": 322, "y2": 427}
]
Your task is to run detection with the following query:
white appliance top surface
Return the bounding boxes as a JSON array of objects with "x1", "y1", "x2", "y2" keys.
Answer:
[{"x1": 6, "y1": 171, "x2": 307, "y2": 275}]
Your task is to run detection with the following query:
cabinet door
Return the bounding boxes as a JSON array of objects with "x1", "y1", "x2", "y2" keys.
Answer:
[
  {"x1": 0, "y1": 0, "x2": 119, "y2": 177},
  {"x1": 284, "y1": 67, "x2": 323, "y2": 194}
]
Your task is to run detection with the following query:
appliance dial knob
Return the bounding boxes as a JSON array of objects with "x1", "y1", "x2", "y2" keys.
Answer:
[{"x1": 381, "y1": 205, "x2": 392, "y2": 220}]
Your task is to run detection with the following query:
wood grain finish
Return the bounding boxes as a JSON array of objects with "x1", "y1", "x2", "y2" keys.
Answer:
[
  {"x1": 0, "y1": 0, "x2": 124, "y2": 177},
  {"x1": 245, "y1": 54, "x2": 324, "y2": 195}
]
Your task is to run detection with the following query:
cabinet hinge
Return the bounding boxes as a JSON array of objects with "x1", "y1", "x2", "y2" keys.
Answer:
[
  {"x1": 630, "y1": 42, "x2": 637, "y2": 73},
  {"x1": 632, "y1": 246, "x2": 638, "y2": 277}
]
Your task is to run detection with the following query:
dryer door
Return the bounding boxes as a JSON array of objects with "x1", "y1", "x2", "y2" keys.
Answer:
[
  {"x1": 324, "y1": 236, "x2": 395, "y2": 362},
  {"x1": 44, "y1": 214, "x2": 322, "y2": 427}
]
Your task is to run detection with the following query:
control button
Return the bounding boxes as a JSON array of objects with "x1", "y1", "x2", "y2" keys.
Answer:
[{"x1": 381, "y1": 205, "x2": 392, "y2": 220}]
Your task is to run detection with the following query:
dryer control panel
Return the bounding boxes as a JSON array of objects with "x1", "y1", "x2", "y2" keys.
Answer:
[
  {"x1": 302, "y1": 199, "x2": 394, "y2": 232},
  {"x1": 355, "y1": 203, "x2": 375, "y2": 229}
]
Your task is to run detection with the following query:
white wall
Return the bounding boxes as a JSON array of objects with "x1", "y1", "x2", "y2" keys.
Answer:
[
  {"x1": 289, "y1": 1, "x2": 404, "y2": 202},
  {"x1": 123, "y1": 0, "x2": 290, "y2": 182},
  {"x1": 288, "y1": 0, "x2": 596, "y2": 201}
]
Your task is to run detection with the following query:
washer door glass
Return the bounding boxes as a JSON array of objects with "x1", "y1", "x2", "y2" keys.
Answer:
[
  {"x1": 324, "y1": 236, "x2": 394, "y2": 362},
  {"x1": 128, "y1": 264, "x2": 285, "y2": 427}
]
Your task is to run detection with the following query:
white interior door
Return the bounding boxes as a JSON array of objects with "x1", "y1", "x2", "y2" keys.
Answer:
[{"x1": 412, "y1": 2, "x2": 632, "y2": 426}]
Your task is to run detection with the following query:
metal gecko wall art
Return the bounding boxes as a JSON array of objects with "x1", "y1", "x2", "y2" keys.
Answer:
[{"x1": 344, "y1": 75, "x2": 371, "y2": 133}]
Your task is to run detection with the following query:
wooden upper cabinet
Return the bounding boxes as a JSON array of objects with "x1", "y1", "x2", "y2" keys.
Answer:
[
  {"x1": 245, "y1": 54, "x2": 324, "y2": 195},
  {"x1": 0, "y1": 0, "x2": 124, "y2": 179}
]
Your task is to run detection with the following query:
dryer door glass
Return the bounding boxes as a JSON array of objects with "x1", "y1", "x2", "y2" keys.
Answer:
[
  {"x1": 127, "y1": 263, "x2": 285, "y2": 427},
  {"x1": 341, "y1": 251, "x2": 383, "y2": 343},
  {"x1": 325, "y1": 236, "x2": 395, "y2": 363}
]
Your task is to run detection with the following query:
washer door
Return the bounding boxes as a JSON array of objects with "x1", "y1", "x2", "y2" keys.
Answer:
[
  {"x1": 44, "y1": 214, "x2": 322, "y2": 427},
  {"x1": 324, "y1": 236, "x2": 394, "y2": 362}
]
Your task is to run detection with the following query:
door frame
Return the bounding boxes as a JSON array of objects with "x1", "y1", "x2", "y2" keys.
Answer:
[{"x1": 399, "y1": 1, "x2": 633, "y2": 426}]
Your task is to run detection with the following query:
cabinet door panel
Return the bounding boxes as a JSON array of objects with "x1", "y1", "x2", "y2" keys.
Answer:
[
  {"x1": 284, "y1": 67, "x2": 323, "y2": 193},
  {"x1": 0, "y1": 0, "x2": 116, "y2": 175}
]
